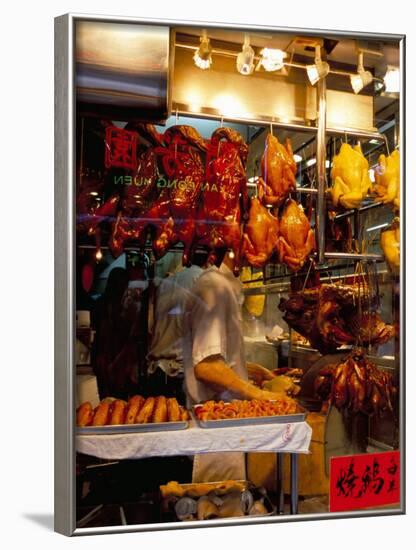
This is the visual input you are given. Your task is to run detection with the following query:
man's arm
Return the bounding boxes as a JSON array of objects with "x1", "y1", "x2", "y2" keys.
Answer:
[{"x1": 194, "y1": 356, "x2": 291, "y2": 401}]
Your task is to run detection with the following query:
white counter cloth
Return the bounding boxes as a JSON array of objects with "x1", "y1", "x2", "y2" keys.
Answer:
[{"x1": 76, "y1": 420, "x2": 312, "y2": 461}]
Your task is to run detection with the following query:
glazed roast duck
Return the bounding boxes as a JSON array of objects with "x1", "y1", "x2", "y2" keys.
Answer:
[
  {"x1": 314, "y1": 348, "x2": 396, "y2": 416},
  {"x1": 196, "y1": 127, "x2": 249, "y2": 274},
  {"x1": 109, "y1": 122, "x2": 164, "y2": 257},
  {"x1": 279, "y1": 282, "x2": 395, "y2": 354}
]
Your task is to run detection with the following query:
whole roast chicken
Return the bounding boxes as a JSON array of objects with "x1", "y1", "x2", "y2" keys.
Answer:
[
  {"x1": 196, "y1": 127, "x2": 248, "y2": 274},
  {"x1": 279, "y1": 283, "x2": 395, "y2": 354},
  {"x1": 329, "y1": 143, "x2": 371, "y2": 210},
  {"x1": 380, "y1": 217, "x2": 400, "y2": 274},
  {"x1": 372, "y1": 149, "x2": 400, "y2": 210},
  {"x1": 277, "y1": 199, "x2": 315, "y2": 271},
  {"x1": 259, "y1": 133, "x2": 297, "y2": 206},
  {"x1": 242, "y1": 184, "x2": 279, "y2": 268}
]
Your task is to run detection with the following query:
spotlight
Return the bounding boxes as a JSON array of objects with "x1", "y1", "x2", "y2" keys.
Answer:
[
  {"x1": 383, "y1": 66, "x2": 400, "y2": 93},
  {"x1": 193, "y1": 30, "x2": 212, "y2": 70},
  {"x1": 260, "y1": 48, "x2": 286, "y2": 72},
  {"x1": 237, "y1": 35, "x2": 255, "y2": 75},
  {"x1": 350, "y1": 52, "x2": 373, "y2": 94},
  {"x1": 306, "y1": 45, "x2": 329, "y2": 85}
]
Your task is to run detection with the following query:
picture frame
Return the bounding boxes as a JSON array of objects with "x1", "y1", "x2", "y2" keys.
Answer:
[{"x1": 55, "y1": 13, "x2": 405, "y2": 536}]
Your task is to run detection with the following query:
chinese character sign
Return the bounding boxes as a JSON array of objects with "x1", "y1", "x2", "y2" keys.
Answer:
[
  {"x1": 330, "y1": 451, "x2": 400, "y2": 512},
  {"x1": 105, "y1": 127, "x2": 138, "y2": 170}
]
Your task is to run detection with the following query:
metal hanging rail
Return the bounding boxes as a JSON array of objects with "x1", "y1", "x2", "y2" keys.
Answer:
[{"x1": 172, "y1": 106, "x2": 384, "y2": 142}]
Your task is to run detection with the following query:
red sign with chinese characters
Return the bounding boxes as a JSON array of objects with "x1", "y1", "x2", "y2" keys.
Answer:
[
  {"x1": 329, "y1": 451, "x2": 400, "y2": 512},
  {"x1": 105, "y1": 127, "x2": 138, "y2": 170}
]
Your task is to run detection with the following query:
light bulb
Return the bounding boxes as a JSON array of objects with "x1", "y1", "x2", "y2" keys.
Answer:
[{"x1": 95, "y1": 248, "x2": 103, "y2": 261}]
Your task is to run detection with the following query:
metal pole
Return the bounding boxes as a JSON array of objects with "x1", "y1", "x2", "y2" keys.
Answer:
[
  {"x1": 316, "y1": 72, "x2": 327, "y2": 264},
  {"x1": 290, "y1": 453, "x2": 299, "y2": 514},
  {"x1": 276, "y1": 453, "x2": 284, "y2": 514}
]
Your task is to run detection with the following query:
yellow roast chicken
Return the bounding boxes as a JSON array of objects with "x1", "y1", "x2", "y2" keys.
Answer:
[
  {"x1": 372, "y1": 149, "x2": 400, "y2": 210},
  {"x1": 330, "y1": 143, "x2": 371, "y2": 209},
  {"x1": 380, "y1": 217, "x2": 400, "y2": 274},
  {"x1": 277, "y1": 199, "x2": 315, "y2": 271}
]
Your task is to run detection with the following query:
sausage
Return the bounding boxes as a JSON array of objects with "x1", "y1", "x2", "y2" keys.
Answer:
[
  {"x1": 180, "y1": 406, "x2": 190, "y2": 421},
  {"x1": 125, "y1": 395, "x2": 145, "y2": 424},
  {"x1": 152, "y1": 396, "x2": 168, "y2": 423},
  {"x1": 166, "y1": 398, "x2": 181, "y2": 422},
  {"x1": 76, "y1": 402, "x2": 93, "y2": 427},
  {"x1": 92, "y1": 402, "x2": 111, "y2": 426},
  {"x1": 109, "y1": 399, "x2": 127, "y2": 425},
  {"x1": 135, "y1": 397, "x2": 155, "y2": 424}
]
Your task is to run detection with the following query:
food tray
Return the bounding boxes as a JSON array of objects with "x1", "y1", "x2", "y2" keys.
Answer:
[
  {"x1": 193, "y1": 404, "x2": 307, "y2": 429},
  {"x1": 77, "y1": 420, "x2": 189, "y2": 435}
]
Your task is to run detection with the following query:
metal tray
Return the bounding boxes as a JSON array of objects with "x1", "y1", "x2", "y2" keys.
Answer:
[
  {"x1": 77, "y1": 420, "x2": 189, "y2": 435},
  {"x1": 193, "y1": 404, "x2": 307, "y2": 429}
]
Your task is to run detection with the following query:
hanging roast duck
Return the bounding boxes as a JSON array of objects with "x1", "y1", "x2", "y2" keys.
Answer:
[{"x1": 196, "y1": 127, "x2": 248, "y2": 274}]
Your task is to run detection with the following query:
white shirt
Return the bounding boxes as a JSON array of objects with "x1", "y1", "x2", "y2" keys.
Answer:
[
  {"x1": 147, "y1": 265, "x2": 203, "y2": 376},
  {"x1": 184, "y1": 263, "x2": 248, "y2": 405}
]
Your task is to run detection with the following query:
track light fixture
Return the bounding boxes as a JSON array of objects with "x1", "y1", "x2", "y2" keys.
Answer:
[
  {"x1": 306, "y1": 45, "x2": 330, "y2": 85},
  {"x1": 236, "y1": 34, "x2": 255, "y2": 75},
  {"x1": 193, "y1": 30, "x2": 212, "y2": 70},
  {"x1": 350, "y1": 51, "x2": 373, "y2": 94},
  {"x1": 259, "y1": 48, "x2": 286, "y2": 72}
]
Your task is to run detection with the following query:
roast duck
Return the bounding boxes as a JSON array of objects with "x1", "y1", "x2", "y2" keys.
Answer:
[
  {"x1": 258, "y1": 133, "x2": 297, "y2": 206},
  {"x1": 76, "y1": 120, "x2": 121, "y2": 247},
  {"x1": 315, "y1": 348, "x2": 396, "y2": 416},
  {"x1": 147, "y1": 125, "x2": 207, "y2": 265},
  {"x1": 329, "y1": 143, "x2": 372, "y2": 210},
  {"x1": 196, "y1": 127, "x2": 249, "y2": 274},
  {"x1": 372, "y1": 149, "x2": 400, "y2": 210},
  {"x1": 279, "y1": 282, "x2": 395, "y2": 354},
  {"x1": 109, "y1": 122, "x2": 164, "y2": 257}
]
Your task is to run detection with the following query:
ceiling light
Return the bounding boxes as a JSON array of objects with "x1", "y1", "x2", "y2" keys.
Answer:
[
  {"x1": 260, "y1": 48, "x2": 286, "y2": 72},
  {"x1": 306, "y1": 45, "x2": 329, "y2": 85},
  {"x1": 90, "y1": 191, "x2": 98, "y2": 196},
  {"x1": 193, "y1": 30, "x2": 212, "y2": 70},
  {"x1": 384, "y1": 66, "x2": 400, "y2": 93},
  {"x1": 350, "y1": 51, "x2": 373, "y2": 94},
  {"x1": 237, "y1": 34, "x2": 255, "y2": 76},
  {"x1": 294, "y1": 154, "x2": 303, "y2": 163},
  {"x1": 306, "y1": 158, "x2": 316, "y2": 167}
]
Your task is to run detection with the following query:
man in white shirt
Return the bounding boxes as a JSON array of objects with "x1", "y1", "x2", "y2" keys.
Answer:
[{"x1": 183, "y1": 253, "x2": 285, "y2": 481}]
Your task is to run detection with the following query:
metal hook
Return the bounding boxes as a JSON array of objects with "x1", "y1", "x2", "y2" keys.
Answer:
[
  {"x1": 220, "y1": 115, "x2": 224, "y2": 128},
  {"x1": 270, "y1": 121, "x2": 273, "y2": 135},
  {"x1": 344, "y1": 131, "x2": 348, "y2": 144},
  {"x1": 175, "y1": 108, "x2": 179, "y2": 125}
]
